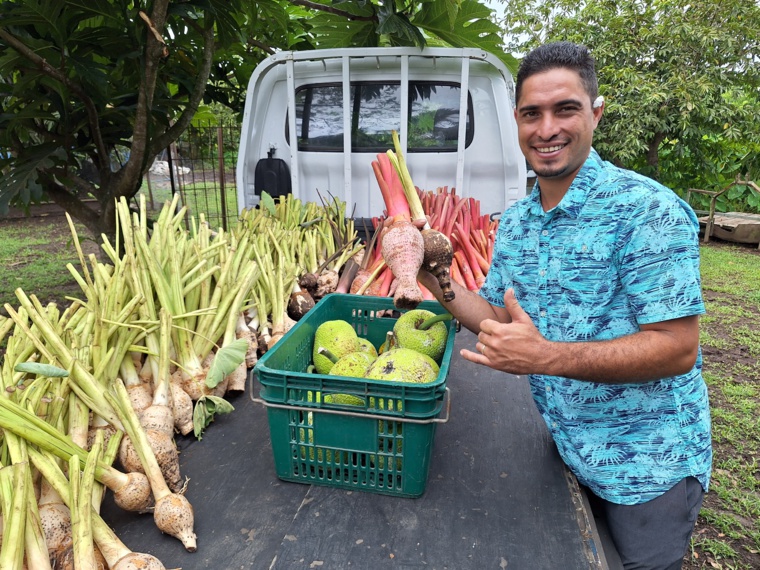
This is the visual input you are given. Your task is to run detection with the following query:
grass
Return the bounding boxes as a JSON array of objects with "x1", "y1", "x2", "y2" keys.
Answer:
[
  {"x1": 0, "y1": 218, "x2": 99, "y2": 315},
  {"x1": 699, "y1": 245, "x2": 760, "y2": 303},
  {"x1": 686, "y1": 243, "x2": 760, "y2": 570}
]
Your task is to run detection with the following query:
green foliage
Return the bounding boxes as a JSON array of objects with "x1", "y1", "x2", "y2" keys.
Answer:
[
  {"x1": 496, "y1": 0, "x2": 760, "y2": 205},
  {"x1": 193, "y1": 395, "x2": 235, "y2": 440},
  {"x1": 205, "y1": 338, "x2": 248, "y2": 388},
  {"x1": 1, "y1": 0, "x2": 515, "y2": 239}
]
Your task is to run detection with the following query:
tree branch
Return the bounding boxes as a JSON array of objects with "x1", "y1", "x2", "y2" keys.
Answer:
[
  {"x1": 152, "y1": 22, "x2": 216, "y2": 153},
  {"x1": 0, "y1": 27, "x2": 110, "y2": 172},
  {"x1": 38, "y1": 174, "x2": 104, "y2": 234},
  {"x1": 289, "y1": 0, "x2": 376, "y2": 21},
  {"x1": 248, "y1": 38, "x2": 275, "y2": 55},
  {"x1": 118, "y1": 0, "x2": 171, "y2": 199}
]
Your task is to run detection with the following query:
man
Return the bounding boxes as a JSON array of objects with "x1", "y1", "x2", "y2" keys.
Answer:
[{"x1": 418, "y1": 41, "x2": 711, "y2": 570}]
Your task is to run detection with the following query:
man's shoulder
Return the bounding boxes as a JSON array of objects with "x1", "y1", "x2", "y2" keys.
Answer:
[
  {"x1": 592, "y1": 155, "x2": 671, "y2": 197},
  {"x1": 590, "y1": 155, "x2": 691, "y2": 214}
]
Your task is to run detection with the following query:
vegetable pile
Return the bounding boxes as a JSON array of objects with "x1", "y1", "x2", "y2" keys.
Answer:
[
  {"x1": 0, "y1": 192, "x2": 362, "y2": 568},
  {"x1": 0, "y1": 133, "x2": 494, "y2": 567},
  {"x1": 350, "y1": 131, "x2": 497, "y2": 306}
]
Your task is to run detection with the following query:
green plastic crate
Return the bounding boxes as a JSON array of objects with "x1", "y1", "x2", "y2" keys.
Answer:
[{"x1": 251, "y1": 293, "x2": 457, "y2": 497}]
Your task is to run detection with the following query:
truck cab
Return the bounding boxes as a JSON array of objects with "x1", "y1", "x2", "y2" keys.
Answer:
[{"x1": 236, "y1": 47, "x2": 527, "y2": 224}]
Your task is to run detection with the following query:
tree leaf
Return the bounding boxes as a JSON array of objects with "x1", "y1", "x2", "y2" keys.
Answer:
[
  {"x1": 192, "y1": 395, "x2": 235, "y2": 439},
  {"x1": 204, "y1": 395, "x2": 235, "y2": 415},
  {"x1": 260, "y1": 191, "x2": 276, "y2": 217},
  {"x1": 13, "y1": 362, "x2": 70, "y2": 378},
  {"x1": 413, "y1": 0, "x2": 519, "y2": 73},
  {"x1": 205, "y1": 338, "x2": 248, "y2": 388}
]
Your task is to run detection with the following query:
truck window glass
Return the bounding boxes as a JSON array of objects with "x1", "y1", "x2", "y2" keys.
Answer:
[{"x1": 288, "y1": 82, "x2": 473, "y2": 152}]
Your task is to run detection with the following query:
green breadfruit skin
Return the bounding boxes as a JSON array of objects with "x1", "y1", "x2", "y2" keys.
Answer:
[
  {"x1": 393, "y1": 309, "x2": 448, "y2": 363},
  {"x1": 329, "y1": 351, "x2": 374, "y2": 378},
  {"x1": 323, "y1": 393, "x2": 366, "y2": 406},
  {"x1": 299, "y1": 411, "x2": 332, "y2": 462},
  {"x1": 356, "y1": 337, "x2": 379, "y2": 358},
  {"x1": 312, "y1": 320, "x2": 360, "y2": 374},
  {"x1": 364, "y1": 348, "x2": 440, "y2": 384}
]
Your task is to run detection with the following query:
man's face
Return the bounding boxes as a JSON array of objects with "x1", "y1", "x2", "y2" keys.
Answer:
[{"x1": 514, "y1": 68, "x2": 602, "y2": 189}]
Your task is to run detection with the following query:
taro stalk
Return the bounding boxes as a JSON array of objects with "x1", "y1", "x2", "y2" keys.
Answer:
[
  {"x1": 0, "y1": 371, "x2": 52, "y2": 570},
  {"x1": 5, "y1": 362, "x2": 74, "y2": 570},
  {"x1": 113, "y1": 198, "x2": 194, "y2": 431},
  {"x1": 0, "y1": 394, "x2": 153, "y2": 514},
  {"x1": 119, "y1": 309, "x2": 183, "y2": 493},
  {"x1": 26, "y1": 470, "x2": 55, "y2": 570},
  {"x1": 388, "y1": 130, "x2": 455, "y2": 302},
  {"x1": 28, "y1": 448, "x2": 167, "y2": 570},
  {"x1": 108, "y1": 379, "x2": 197, "y2": 551},
  {"x1": 131, "y1": 199, "x2": 259, "y2": 400},
  {"x1": 69, "y1": 439, "x2": 100, "y2": 570},
  {"x1": 5, "y1": 293, "x2": 123, "y2": 429},
  {"x1": 0, "y1": 462, "x2": 27, "y2": 570}
]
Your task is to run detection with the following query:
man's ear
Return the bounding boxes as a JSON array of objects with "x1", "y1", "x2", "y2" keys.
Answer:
[{"x1": 591, "y1": 96, "x2": 604, "y2": 127}]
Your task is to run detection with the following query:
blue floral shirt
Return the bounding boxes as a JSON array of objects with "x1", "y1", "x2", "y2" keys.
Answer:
[{"x1": 480, "y1": 149, "x2": 712, "y2": 505}]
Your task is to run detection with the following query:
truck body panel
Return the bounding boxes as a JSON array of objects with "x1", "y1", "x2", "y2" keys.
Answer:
[{"x1": 237, "y1": 47, "x2": 527, "y2": 220}]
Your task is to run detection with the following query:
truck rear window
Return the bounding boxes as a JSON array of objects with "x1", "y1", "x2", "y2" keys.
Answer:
[{"x1": 289, "y1": 81, "x2": 473, "y2": 152}]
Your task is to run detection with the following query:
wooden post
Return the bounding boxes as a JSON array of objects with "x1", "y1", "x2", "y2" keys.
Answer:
[{"x1": 217, "y1": 125, "x2": 228, "y2": 232}]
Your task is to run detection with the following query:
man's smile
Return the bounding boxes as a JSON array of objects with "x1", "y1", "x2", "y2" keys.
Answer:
[{"x1": 535, "y1": 143, "x2": 566, "y2": 154}]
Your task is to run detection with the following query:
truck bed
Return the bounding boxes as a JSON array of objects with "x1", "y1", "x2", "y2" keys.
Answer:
[{"x1": 103, "y1": 329, "x2": 618, "y2": 569}]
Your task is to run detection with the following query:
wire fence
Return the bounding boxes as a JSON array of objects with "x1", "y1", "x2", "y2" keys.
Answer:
[{"x1": 142, "y1": 121, "x2": 241, "y2": 231}]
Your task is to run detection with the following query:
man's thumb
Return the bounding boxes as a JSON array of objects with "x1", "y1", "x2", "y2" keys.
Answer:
[{"x1": 504, "y1": 288, "x2": 527, "y2": 320}]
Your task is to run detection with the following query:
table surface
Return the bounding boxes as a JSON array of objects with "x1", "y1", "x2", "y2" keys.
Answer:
[{"x1": 102, "y1": 328, "x2": 609, "y2": 570}]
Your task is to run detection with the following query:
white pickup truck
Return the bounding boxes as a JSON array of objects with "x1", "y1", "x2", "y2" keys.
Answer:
[{"x1": 236, "y1": 47, "x2": 527, "y2": 226}]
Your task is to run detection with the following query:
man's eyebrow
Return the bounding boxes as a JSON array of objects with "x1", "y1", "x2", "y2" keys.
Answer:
[{"x1": 517, "y1": 98, "x2": 585, "y2": 112}]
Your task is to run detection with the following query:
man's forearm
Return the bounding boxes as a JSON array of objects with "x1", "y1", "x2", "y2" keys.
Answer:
[
  {"x1": 540, "y1": 321, "x2": 700, "y2": 384},
  {"x1": 417, "y1": 270, "x2": 505, "y2": 333},
  {"x1": 473, "y1": 298, "x2": 700, "y2": 384}
]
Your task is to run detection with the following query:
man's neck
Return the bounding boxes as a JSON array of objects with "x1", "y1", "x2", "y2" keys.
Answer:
[{"x1": 538, "y1": 179, "x2": 571, "y2": 212}]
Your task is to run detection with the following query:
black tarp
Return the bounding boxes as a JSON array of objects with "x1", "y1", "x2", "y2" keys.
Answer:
[{"x1": 102, "y1": 329, "x2": 609, "y2": 569}]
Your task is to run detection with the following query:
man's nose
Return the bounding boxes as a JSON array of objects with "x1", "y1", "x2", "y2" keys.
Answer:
[{"x1": 535, "y1": 114, "x2": 560, "y2": 140}]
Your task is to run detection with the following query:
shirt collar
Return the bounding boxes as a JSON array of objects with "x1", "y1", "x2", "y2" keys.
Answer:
[{"x1": 527, "y1": 149, "x2": 605, "y2": 219}]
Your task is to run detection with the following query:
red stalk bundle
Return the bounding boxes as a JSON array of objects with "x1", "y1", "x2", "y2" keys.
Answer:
[
  {"x1": 415, "y1": 187, "x2": 498, "y2": 292},
  {"x1": 356, "y1": 156, "x2": 499, "y2": 298},
  {"x1": 371, "y1": 153, "x2": 425, "y2": 309}
]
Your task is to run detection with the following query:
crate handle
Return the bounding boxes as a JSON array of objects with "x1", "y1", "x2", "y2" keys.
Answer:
[{"x1": 249, "y1": 373, "x2": 451, "y2": 425}]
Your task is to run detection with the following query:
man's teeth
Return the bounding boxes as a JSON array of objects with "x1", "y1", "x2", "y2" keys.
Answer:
[{"x1": 537, "y1": 145, "x2": 563, "y2": 152}]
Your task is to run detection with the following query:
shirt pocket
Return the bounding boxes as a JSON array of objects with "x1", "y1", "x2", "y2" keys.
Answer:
[{"x1": 558, "y1": 245, "x2": 618, "y2": 309}]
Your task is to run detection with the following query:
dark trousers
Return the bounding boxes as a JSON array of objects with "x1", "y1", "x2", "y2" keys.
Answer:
[{"x1": 584, "y1": 477, "x2": 705, "y2": 570}]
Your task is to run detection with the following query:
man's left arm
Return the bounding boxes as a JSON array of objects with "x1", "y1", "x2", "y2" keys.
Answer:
[{"x1": 465, "y1": 288, "x2": 700, "y2": 383}]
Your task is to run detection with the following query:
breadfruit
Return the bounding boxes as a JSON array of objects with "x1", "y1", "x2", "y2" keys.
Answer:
[
  {"x1": 312, "y1": 320, "x2": 360, "y2": 374},
  {"x1": 393, "y1": 309, "x2": 449, "y2": 364},
  {"x1": 364, "y1": 348, "x2": 439, "y2": 384}
]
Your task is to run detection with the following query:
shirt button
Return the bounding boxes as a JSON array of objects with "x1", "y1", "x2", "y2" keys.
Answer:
[
  {"x1": 552, "y1": 422, "x2": 557, "y2": 428},
  {"x1": 540, "y1": 310, "x2": 546, "y2": 317},
  {"x1": 545, "y1": 386, "x2": 551, "y2": 392},
  {"x1": 582, "y1": 244, "x2": 588, "y2": 252},
  {"x1": 542, "y1": 230, "x2": 549, "y2": 236},
  {"x1": 539, "y1": 269, "x2": 546, "y2": 277}
]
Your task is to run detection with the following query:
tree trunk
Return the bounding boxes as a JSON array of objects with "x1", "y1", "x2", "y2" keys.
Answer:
[
  {"x1": 44, "y1": 181, "x2": 115, "y2": 239},
  {"x1": 646, "y1": 132, "x2": 666, "y2": 181}
]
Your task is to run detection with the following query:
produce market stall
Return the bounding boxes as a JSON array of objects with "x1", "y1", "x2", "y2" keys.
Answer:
[{"x1": 102, "y1": 328, "x2": 615, "y2": 569}]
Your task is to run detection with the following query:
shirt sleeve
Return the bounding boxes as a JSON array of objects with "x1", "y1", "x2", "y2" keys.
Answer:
[
  {"x1": 479, "y1": 206, "x2": 525, "y2": 308},
  {"x1": 616, "y1": 193, "x2": 705, "y2": 325}
]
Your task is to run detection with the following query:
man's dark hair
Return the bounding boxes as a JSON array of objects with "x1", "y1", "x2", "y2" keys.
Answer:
[{"x1": 515, "y1": 41, "x2": 598, "y2": 105}]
